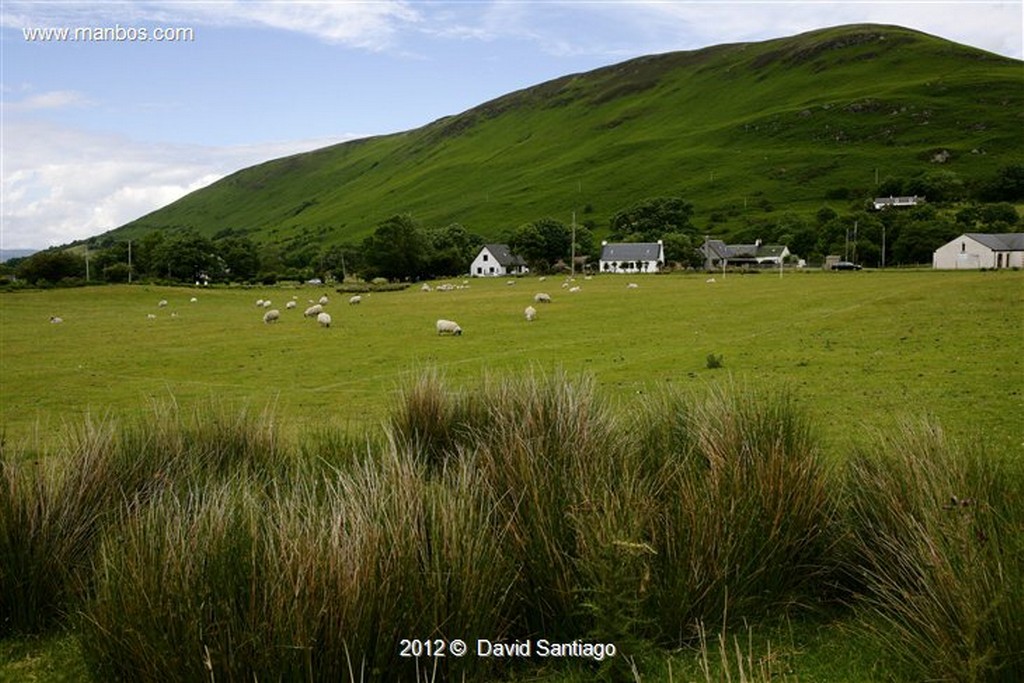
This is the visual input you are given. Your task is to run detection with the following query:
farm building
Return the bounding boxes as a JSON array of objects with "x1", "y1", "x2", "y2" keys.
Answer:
[
  {"x1": 470, "y1": 244, "x2": 529, "y2": 277},
  {"x1": 599, "y1": 241, "x2": 665, "y2": 273},
  {"x1": 701, "y1": 239, "x2": 791, "y2": 268},
  {"x1": 873, "y1": 195, "x2": 925, "y2": 210},
  {"x1": 933, "y1": 233, "x2": 1024, "y2": 270}
]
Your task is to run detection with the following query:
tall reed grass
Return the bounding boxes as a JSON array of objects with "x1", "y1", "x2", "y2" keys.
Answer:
[
  {"x1": 844, "y1": 419, "x2": 1024, "y2": 682},
  {"x1": 2, "y1": 371, "x2": 1020, "y2": 681}
]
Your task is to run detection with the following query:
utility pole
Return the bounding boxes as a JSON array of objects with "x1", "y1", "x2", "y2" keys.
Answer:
[
  {"x1": 570, "y1": 211, "x2": 577, "y2": 278},
  {"x1": 128, "y1": 241, "x2": 132, "y2": 284},
  {"x1": 881, "y1": 225, "x2": 886, "y2": 269}
]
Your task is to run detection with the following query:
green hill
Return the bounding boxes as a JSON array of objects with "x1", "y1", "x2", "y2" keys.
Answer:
[{"x1": 111, "y1": 24, "x2": 1023, "y2": 249}]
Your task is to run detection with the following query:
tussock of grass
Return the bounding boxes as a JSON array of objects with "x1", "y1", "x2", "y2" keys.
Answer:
[
  {"x1": 2, "y1": 372, "x2": 1021, "y2": 681},
  {"x1": 844, "y1": 419, "x2": 1024, "y2": 682}
]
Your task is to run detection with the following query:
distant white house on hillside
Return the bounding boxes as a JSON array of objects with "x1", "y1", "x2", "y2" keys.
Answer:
[
  {"x1": 469, "y1": 244, "x2": 529, "y2": 277},
  {"x1": 873, "y1": 195, "x2": 925, "y2": 210},
  {"x1": 933, "y1": 233, "x2": 1024, "y2": 270},
  {"x1": 599, "y1": 241, "x2": 665, "y2": 273}
]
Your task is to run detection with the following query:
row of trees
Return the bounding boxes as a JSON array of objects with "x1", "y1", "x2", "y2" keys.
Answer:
[{"x1": 5, "y1": 163, "x2": 1021, "y2": 286}]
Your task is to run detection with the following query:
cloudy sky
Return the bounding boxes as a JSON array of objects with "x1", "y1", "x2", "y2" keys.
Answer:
[{"x1": 2, "y1": 1, "x2": 1021, "y2": 250}]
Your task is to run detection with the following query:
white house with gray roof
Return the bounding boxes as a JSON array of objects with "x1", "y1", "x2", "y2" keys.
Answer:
[
  {"x1": 469, "y1": 244, "x2": 529, "y2": 277},
  {"x1": 933, "y1": 233, "x2": 1024, "y2": 270},
  {"x1": 599, "y1": 241, "x2": 665, "y2": 274}
]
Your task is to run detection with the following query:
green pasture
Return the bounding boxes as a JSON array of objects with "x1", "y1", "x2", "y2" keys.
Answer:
[{"x1": 1, "y1": 269, "x2": 1021, "y2": 455}]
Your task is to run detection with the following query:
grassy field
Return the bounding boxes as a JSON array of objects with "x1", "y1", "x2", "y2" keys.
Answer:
[
  {"x1": 1, "y1": 269, "x2": 1022, "y2": 682},
  {"x1": 2, "y1": 270, "x2": 1021, "y2": 456}
]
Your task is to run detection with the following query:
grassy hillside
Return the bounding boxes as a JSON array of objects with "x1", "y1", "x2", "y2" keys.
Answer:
[{"x1": 111, "y1": 24, "x2": 1023, "y2": 248}]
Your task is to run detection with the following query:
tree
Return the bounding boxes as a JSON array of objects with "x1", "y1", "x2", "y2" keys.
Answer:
[
  {"x1": 216, "y1": 236, "x2": 260, "y2": 282},
  {"x1": 16, "y1": 250, "x2": 85, "y2": 284},
  {"x1": 609, "y1": 196, "x2": 695, "y2": 241},
  {"x1": 361, "y1": 214, "x2": 428, "y2": 280},
  {"x1": 424, "y1": 223, "x2": 485, "y2": 277},
  {"x1": 508, "y1": 217, "x2": 571, "y2": 272},
  {"x1": 660, "y1": 233, "x2": 702, "y2": 268},
  {"x1": 978, "y1": 164, "x2": 1024, "y2": 202}
]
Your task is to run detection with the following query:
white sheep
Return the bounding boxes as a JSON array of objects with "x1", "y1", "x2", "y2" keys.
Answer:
[
  {"x1": 569, "y1": 286, "x2": 581, "y2": 292},
  {"x1": 534, "y1": 292, "x2": 552, "y2": 303},
  {"x1": 286, "y1": 300, "x2": 297, "y2": 309},
  {"x1": 256, "y1": 299, "x2": 264, "y2": 307},
  {"x1": 627, "y1": 282, "x2": 639, "y2": 289},
  {"x1": 319, "y1": 295, "x2": 329, "y2": 306},
  {"x1": 190, "y1": 297, "x2": 198, "y2": 303},
  {"x1": 421, "y1": 283, "x2": 432, "y2": 292},
  {"x1": 263, "y1": 309, "x2": 280, "y2": 324},
  {"x1": 706, "y1": 277, "x2": 717, "y2": 283},
  {"x1": 349, "y1": 295, "x2": 362, "y2": 305},
  {"x1": 436, "y1": 319, "x2": 462, "y2": 336},
  {"x1": 146, "y1": 313, "x2": 157, "y2": 320},
  {"x1": 304, "y1": 304, "x2": 323, "y2": 317},
  {"x1": 262, "y1": 300, "x2": 272, "y2": 308},
  {"x1": 49, "y1": 316, "x2": 63, "y2": 324},
  {"x1": 158, "y1": 300, "x2": 168, "y2": 307},
  {"x1": 317, "y1": 312, "x2": 332, "y2": 328},
  {"x1": 524, "y1": 305, "x2": 537, "y2": 322}
]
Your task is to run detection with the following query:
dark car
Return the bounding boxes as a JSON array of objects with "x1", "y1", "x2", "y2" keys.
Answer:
[{"x1": 831, "y1": 261, "x2": 863, "y2": 271}]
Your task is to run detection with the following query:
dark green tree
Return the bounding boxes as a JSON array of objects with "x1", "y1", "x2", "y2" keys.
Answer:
[
  {"x1": 508, "y1": 217, "x2": 571, "y2": 272},
  {"x1": 16, "y1": 250, "x2": 86, "y2": 284},
  {"x1": 609, "y1": 197, "x2": 695, "y2": 241},
  {"x1": 216, "y1": 236, "x2": 260, "y2": 282},
  {"x1": 978, "y1": 163, "x2": 1024, "y2": 202},
  {"x1": 361, "y1": 214, "x2": 428, "y2": 280},
  {"x1": 424, "y1": 223, "x2": 485, "y2": 277}
]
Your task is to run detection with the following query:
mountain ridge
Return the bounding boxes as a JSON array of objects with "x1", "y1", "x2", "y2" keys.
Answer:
[{"x1": 107, "y1": 23, "x2": 1023, "y2": 249}]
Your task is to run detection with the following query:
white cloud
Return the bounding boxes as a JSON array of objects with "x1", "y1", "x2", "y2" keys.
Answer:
[
  {"x1": 0, "y1": 120, "x2": 361, "y2": 249},
  {"x1": 3, "y1": 89, "x2": 94, "y2": 111}
]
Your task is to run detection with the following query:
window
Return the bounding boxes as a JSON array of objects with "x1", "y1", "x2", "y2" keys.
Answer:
[{"x1": 483, "y1": 253, "x2": 489, "y2": 261}]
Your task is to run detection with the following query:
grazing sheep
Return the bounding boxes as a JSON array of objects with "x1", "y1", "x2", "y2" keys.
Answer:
[
  {"x1": 421, "y1": 283, "x2": 432, "y2": 292},
  {"x1": 256, "y1": 299, "x2": 264, "y2": 307},
  {"x1": 147, "y1": 313, "x2": 157, "y2": 320},
  {"x1": 304, "y1": 304, "x2": 323, "y2": 317},
  {"x1": 263, "y1": 309, "x2": 280, "y2": 324},
  {"x1": 190, "y1": 297, "x2": 198, "y2": 303},
  {"x1": 262, "y1": 300, "x2": 272, "y2": 308},
  {"x1": 524, "y1": 305, "x2": 537, "y2": 322},
  {"x1": 317, "y1": 312, "x2": 332, "y2": 328},
  {"x1": 349, "y1": 295, "x2": 362, "y2": 305},
  {"x1": 706, "y1": 277, "x2": 716, "y2": 283},
  {"x1": 569, "y1": 286, "x2": 581, "y2": 292},
  {"x1": 49, "y1": 316, "x2": 63, "y2": 324},
  {"x1": 319, "y1": 295, "x2": 329, "y2": 306},
  {"x1": 158, "y1": 300, "x2": 168, "y2": 307},
  {"x1": 286, "y1": 300, "x2": 297, "y2": 309},
  {"x1": 436, "y1": 319, "x2": 462, "y2": 336},
  {"x1": 506, "y1": 280, "x2": 515, "y2": 286},
  {"x1": 627, "y1": 282, "x2": 639, "y2": 289},
  {"x1": 534, "y1": 292, "x2": 552, "y2": 303}
]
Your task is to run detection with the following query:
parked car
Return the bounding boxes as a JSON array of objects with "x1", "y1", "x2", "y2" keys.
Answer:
[{"x1": 831, "y1": 261, "x2": 863, "y2": 271}]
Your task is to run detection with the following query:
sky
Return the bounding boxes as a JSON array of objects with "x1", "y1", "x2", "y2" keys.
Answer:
[{"x1": 2, "y1": 1, "x2": 1021, "y2": 250}]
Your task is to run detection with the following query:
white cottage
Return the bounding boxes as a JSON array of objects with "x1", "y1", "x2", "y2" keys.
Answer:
[
  {"x1": 469, "y1": 244, "x2": 529, "y2": 277},
  {"x1": 599, "y1": 241, "x2": 665, "y2": 274},
  {"x1": 933, "y1": 233, "x2": 1024, "y2": 270}
]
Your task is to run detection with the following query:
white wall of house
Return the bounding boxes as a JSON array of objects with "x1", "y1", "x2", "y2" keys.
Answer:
[
  {"x1": 933, "y1": 235, "x2": 1024, "y2": 270},
  {"x1": 470, "y1": 246, "x2": 503, "y2": 276}
]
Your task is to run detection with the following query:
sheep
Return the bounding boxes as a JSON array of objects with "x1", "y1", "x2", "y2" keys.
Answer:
[
  {"x1": 524, "y1": 305, "x2": 537, "y2": 322},
  {"x1": 262, "y1": 300, "x2": 272, "y2": 308},
  {"x1": 256, "y1": 299, "x2": 264, "y2": 307},
  {"x1": 190, "y1": 297, "x2": 198, "y2": 303},
  {"x1": 318, "y1": 295, "x2": 329, "y2": 306},
  {"x1": 627, "y1": 282, "x2": 639, "y2": 289},
  {"x1": 286, "y1": 300, "x2": 297, "y2": 310},
  {"x1": 705, "y1": 277, "x2": 717, "y2": 283},
  {"x1": 421, "y1": 283, "x2": 432, "y2": 292},
  {"x1": 158, "y1": 299, "x2": 168, "y2": 307},
  {"x1": 569, "y1": 286, "x2": 581, "y2": 292},
  {"x1": 436, "y1": 319, "x2": 462, "y2": 336},
  {"x1": 147, "y1": 313, "x2": 157, "y2": 320},
  {"x1": 317, "y1": 312, "x2": 332, "y2": 328},
  {"x1": 304, "y1": 304, "x2": 323, "y2": 317},
  {"x1": 349, "y1": 295, "x2": 362, "y2": 305},
  {"x1": 263, "y1": 309, "x2": 280, "y2": 324},
  {"x1": 49, "y1": 316, "x2": 63, "y2": 324},
  {"x1": 534, "y1": 292, "x2": 552, "y2": 303}
]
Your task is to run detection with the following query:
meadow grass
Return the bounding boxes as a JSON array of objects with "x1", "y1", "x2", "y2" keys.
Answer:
[{"x1": 1, "y1": 270, "x2": 1020, "y2": 454}]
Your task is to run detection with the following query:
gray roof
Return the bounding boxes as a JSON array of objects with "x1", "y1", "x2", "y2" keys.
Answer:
[
  {"x1": 966, "y1": 233, "x2": 1024, "y2": 251},
  {"x1": 482, "y1": 244, "x2": 527, "y2": 266},
  {"x1": 600, "y1": 242, "x2": 663, "y2": 262}
]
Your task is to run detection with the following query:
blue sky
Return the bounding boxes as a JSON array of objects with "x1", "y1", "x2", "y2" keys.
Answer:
[{"x1": 2, "y1": 1, "x2": 1021, "y2": 250}]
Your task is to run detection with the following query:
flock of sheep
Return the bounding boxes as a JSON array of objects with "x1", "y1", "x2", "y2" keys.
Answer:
[{"x1": 257, "y1": 293, "x2": 364, "y2": 328}]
